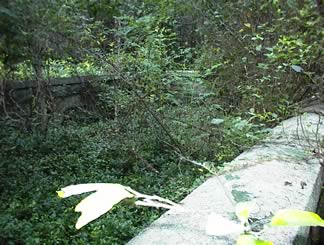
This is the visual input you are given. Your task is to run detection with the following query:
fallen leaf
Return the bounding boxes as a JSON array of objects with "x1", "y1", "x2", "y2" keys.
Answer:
[
  {"x1": 206, "y1": 213, "x2": 244, "y2": 236},
  {"x1": 271, "y1": 209, "x2": 324, "y2": 227}
]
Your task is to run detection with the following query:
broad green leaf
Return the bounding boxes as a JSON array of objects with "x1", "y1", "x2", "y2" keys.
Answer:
[
  {"x1": 237, "y1": 235, "x2": 273, "y2": 245},
  {"x1": 206, "y1": 213, "x2": 244, "y2": 236},
  {"x1": 271, "y1": 209, "x2": 324, "y2": 227}
]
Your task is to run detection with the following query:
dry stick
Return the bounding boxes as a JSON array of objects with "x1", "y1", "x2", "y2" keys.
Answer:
[
  {"x1": 179, "y1": 153, "x2": 237, "y2": 208},
  {"x1": 172, "y1": 151, "x2": 237, "y2": 208},
  {"x1": 129, "y1": 148, "x2": 159, "y2": 174},
  {"x1": 93, "y1": 55, "x2": 239, "y2": 209},
  {"x1": 173, "y1": 151, "x2": 216, "y2": 175},
  {"x1": 8, "y1": 89, "x2": 27, "y2": 121},
  {"x1": 205, "y1": 2, "x2": 245, "y2": 48},
  {"x1": 296, "y1": 113, "x2": 301, "y2": 146},
  {"x1": 117, "y1": 62, "x2": 237, "y2": 210},
  {"x1": 109, "y1": 62, "x2": 185, "y2": 155},
  {"x1": 0, "y1": 79, "x2": 8, "y2": 119},
  {"x1": 105, "y1": 84, "x2": 239, "y2": 213},
  {"x1": 314, "y1": 115, "x2": 324, "y2": 166},
  {"x1": 170, "y1": 118, "x2": 243, "y2": 155},
  {"x1": 299, "y1": 113, "x2": 313, "y2": 150},
  {"x1": 78, "y1": 52, "x2": 186, "y2": 167},
  {"x1": 79, "y1": 48, "x2": 185, "y2": 155},
  {"x1": 128, "y1": 177, "x2": 237, "y2": 215},
  {"x1": 314, "y1": 115, "x2": 321, "y2": 148},
  {"x1": 126, "y1": 187, "x2": 183, "y2": 210},
  {"x1": 297, "y1": 112, "x2": 324, "y2": 167},
  {"x1": 111, "y1": 64, "x2": 236, "y2": 208}
]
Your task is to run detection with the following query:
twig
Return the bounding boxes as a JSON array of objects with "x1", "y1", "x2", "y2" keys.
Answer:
[
  {"x1": 173, "y1": 151, "x2": 217, "y2": 175},
  {"x1": 125, "y1": 187, "x2": 184, "y2": 210},
  {"x1": 109, "y1": 62, "x2": 186, "y2": 155},
  {"x1": 129, "y1": 148, "x2": 159, "y2": 173}
]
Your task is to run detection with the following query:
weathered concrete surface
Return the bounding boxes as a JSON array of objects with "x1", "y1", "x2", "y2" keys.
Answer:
[{"x1": 128, "y1": 105, "x2": 324, "y2": 245}]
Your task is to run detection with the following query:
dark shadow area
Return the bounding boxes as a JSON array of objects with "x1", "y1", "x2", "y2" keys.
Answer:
[{"x1": 310, "y1": 186, "x2": 324, "y2": 245}]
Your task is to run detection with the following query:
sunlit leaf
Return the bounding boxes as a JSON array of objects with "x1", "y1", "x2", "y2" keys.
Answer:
[
  {"x1": 58, "y1": 183, "x2": 182, "y2": 229},
  {"x1": 57, "y1": 184, "x2": 134, "y2": 229},
  {"x1": 74, "y1": 187, "x2": 134, "y2": 229},
  {"x1": 244, "y1": 23, "x2": 251, "y2": 28},
  {"x1": 57, "y1": 183, "x2": 122, "y2": 198},
  {"x1": 206, "y1": 213, "x2": 244, "y2": 236},
  {"x1": 236, "y1": 203, "x2": 250, "y2": 224},
  {"x1": 57, "y1": 191, "x2": 65, "y2": 198},
  {"x1": 237, "y1": 234, "x2": 273, "y2": 245},
  {"x1": 271, "y1": 209, "x2": 324, "y2": 227}
]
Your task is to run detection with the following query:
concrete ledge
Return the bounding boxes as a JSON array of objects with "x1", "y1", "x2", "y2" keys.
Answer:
[{"x1": 128, "y1": 109, "x2": 324, "y2": 245}]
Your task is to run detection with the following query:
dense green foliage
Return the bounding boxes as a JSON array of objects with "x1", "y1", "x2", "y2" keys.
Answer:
[
  {"x1": 0, "y1": 0, "x2": 323, "y2": 244},
  {"x1": 0, "y1": 113, "x2": 265, "y2": 244}
]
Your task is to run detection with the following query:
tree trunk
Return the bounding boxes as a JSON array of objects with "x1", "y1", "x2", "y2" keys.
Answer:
[
  {"x1": 34, "y1": 62, "x2": 49, "y2": 136},
  {"x1": 317, "y1": 0, "x2": 324, "y2": 16}
]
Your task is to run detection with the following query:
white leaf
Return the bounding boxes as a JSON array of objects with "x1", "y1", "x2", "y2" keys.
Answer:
[
  {"x1": 74, "y1": 186, "x2": 134, "y2": 229},
  {"x1": 291, "y1": 65, "x2": 303, "y2": 73},
  {"x1": 206, "y1": 213, "x2": 244, "y2": 236},
  {"x1": 235, "y1": 202, "x2": 258, "y2": 224},
  {"x1": 57, "y1": 183, "x2": 119, "y2": 198},
  {"x1": 236, "y1": 203, "x2": 250, "y2": 224},
  {"x1": 211, "y1": 118, "x2": 225, "y2": 126},
  {"x1": 57, "y1": 183, "x2": 134, "y2": 229}
]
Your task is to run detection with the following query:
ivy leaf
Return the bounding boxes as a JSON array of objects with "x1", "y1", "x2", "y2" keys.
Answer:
[
  {"x1": 57, "y1": 184, "x2": 134, "y2": 229},
  {"x1": 255, "y1": 45, "x2": 262, "y2": 51},
  {"x1": 206, "y1": 213, "x2": 244, "y2": 236},
  {"x1": 235, "y1": 202, "x2": 251, "y2": 225},
  {"x1": 291, "y1": 65, "x2": 303, "y2": 73},
  {"x1": 237, "y1": 234, "x2": 273, "y2": 245},
  {"x1": 244, "y1": 23, "x2": 251, "y2": 28},
  {"x1": 211, "y1": 118, "x2": 224, "y2": 126},
  {"x1": 0, "y1": 7, "x2": 17, "y2": 18},
  {"x1": 270, "y1": 209, "x2": 324, "y2": 227}
]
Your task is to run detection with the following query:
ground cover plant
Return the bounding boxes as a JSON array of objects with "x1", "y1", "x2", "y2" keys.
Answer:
[
  {"x1": 56, "y1": 183, "x2": 324, "y2": 245},
  {"x1": 0, "y1": 106, "x2": 266, "y2": 244},
  {"x1": 0, "y1": 0, "x2": 323, "y2": 244}
]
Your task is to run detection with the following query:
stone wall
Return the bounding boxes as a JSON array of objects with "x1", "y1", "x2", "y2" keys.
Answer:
[
  {"x1": 0, "y1": 75, "x2": 113, "y2": 120},
  {"x1": 128, "y1": 104, "x2": 324, "y2": 245}
]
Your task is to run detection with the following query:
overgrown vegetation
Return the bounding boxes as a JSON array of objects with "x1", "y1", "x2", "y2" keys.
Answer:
[{"x1": 0, "y1": 0, "x2": 323, "y2": 244}]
